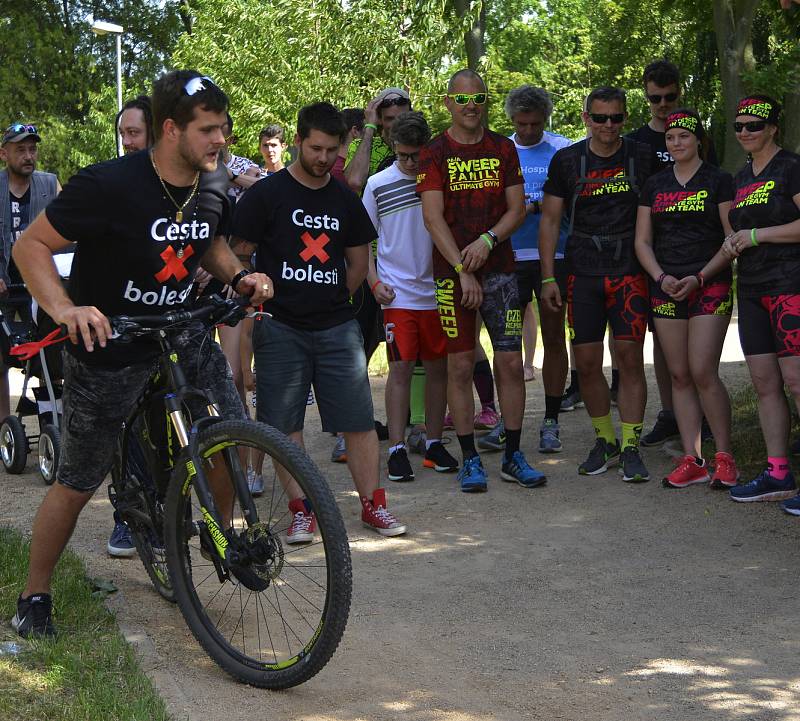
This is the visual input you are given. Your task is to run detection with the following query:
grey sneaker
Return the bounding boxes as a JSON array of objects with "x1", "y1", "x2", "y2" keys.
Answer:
[
  {"x1": 331, "y1": 435, "x2": 347, "y2": 463},
  {"x1": 406, "y1": 427, "x2": 427, "y2": 455},
  {"x1": 560, "y1": 386, "x2": 584, "y2": 412},
  {"x1": 538, "y1": 418, "x2": 562, "y2": 453},
  {"x1": 578, "y1": 438, "x2": 621, "y2": 475},
  {"x1": 619, "y1": 446, "x2": 650, "y2": 483},
  {"x1": 477, "y1": 419, "x2": 505, "y2": 451},
  {"x1": 247, "y1": 467, "x2": 264, "y2": 497}
]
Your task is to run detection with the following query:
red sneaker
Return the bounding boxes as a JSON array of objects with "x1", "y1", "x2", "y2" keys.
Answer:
[
  {"x1": 710, "y1": 451, "x2": 739, "y2": 489},
  {"x1": 360, "y1": 488, "x2": 407, "y2": 537},
  {"x1": 663, "y1": 455, "x2": 710, "y2": 488},
  {"x1": 286, "y1": 498, "x2": 316, "y2": 544}
]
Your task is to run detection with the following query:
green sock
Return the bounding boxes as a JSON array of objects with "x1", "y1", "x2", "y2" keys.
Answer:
[
  {"x1": 410, "y1": 364, "x2": 426, "y2": 426},
  {"x1": 591, "y1": 414, "x2": 616, "y2": 444},
  {"x1": 621, "y1": 421, "x2": 643, "y2": 449}
]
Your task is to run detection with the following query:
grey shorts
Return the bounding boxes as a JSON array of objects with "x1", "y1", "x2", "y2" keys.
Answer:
[
  {"x1": 252, "y1": 317, "x2": 375, "y2": 434},
  {"x1": 57, "y1": 323, "x2": 246, "y2": 493}
]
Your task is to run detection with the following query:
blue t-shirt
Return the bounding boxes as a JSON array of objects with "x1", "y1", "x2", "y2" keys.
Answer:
[{"x1": 509, "y1": 131, "x2": 572, "y2": 260}]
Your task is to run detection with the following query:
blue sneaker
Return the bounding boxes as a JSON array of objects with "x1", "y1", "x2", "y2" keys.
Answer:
[
  {"x1": 729, "y1": 470, "x2": 797, "y2": 503},
  {"x1": 107, "y1": 520, "x2": 136, "y2": 558},
  {"x1": 501, "y1": 450, "x2": 547, "y2": 488},
  {"x1": 781, "y1": 494, "x2": 800, "y2": 516},
  {"x1": 538, "y1": 419, "x2": 562, "y2": 453},
  {"x1": 458, "y1": 455, "x2": 488, "y2": 493}
]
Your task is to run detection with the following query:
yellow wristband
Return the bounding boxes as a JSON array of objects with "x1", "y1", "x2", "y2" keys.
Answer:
[
  {"x1": 454, "y1": 263, "x2": 464, "y2": 273},
  {"x1": 364, "y1": 123, "x2": 378, "y2": 131},
  {"x1": 481, "y1": 233, "x2": 494, "y2": 250},
  {"x1": 751, "y1": 228, "x2": 759, "y2": 246},
  {"x1": 541, "y1": 277, "x2": 556, "y2": 285}
]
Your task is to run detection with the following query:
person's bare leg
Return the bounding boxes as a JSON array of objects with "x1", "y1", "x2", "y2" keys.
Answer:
[
  {"x1": 386, "y1": 361, "x2": 413, "y2": 445},
  {"x1": 614, "y1": 339, "x2": 647, "y2": 425},
  {"x1": 573, "y1": 342, "x2": 608, "y2": 417},
  {"x1": 654, "y1": 319, "x2": 700, "y2": 457},
  {"x1": 421, "y1": 357, "x2": 447, "y2": 440},
  {"x1": 448, "y1": 349, "x2": 477, "y2": 437},
  {"x1": 494, "y1": 350, "x2": 525, "y2": 429},
  {"x1": 522, "y1": 304, "x2": 537, "y2": 381},
  {"x1": 653, "y1": 331, "x2": 674, "y2": 411},
  {"x1": 23, "y1": 484, "x2": 93, "y2": 596},
  {"x1": 540, "y1": 303, "x2": 568, "y2": 398},
  {"x1": 274, "y1": 430, "x2": 305, "y2": 501},
  {"x1": 343, "y1": 429, "x2": 380, "y2": 498},
  {"x1": 217, "y1": 324, "x2": 245, "y2": 404},
  {"x1": 688, "y1": 315, "x2": 732, "y2": 453}
]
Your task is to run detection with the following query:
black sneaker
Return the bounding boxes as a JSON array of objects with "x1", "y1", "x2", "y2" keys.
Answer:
[
  {"x1": 641, "y1": 410, "x2": 680, "y2": 446},
  {"x1": 11, "y1": 593, "x2": 56, "y2": 639},
  {"x1": 387, "y1": 447, "x2": 414, "y2": 482},
  {"x1": 423, "y1": 441, "x2": 459, "y2": 473},
  {"x1": 619, "y1": 446, "x2": 650, "y2": 483},
  {"x1": 578, "y1": 438, "x2": 621, "y2": 475}
]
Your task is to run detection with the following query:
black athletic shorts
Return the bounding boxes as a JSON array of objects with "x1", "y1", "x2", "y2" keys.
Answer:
[
  {"x1": 515, "y1": 259, "x2": 568, "y2": 309},
  {"x1": 567, "y1": 273, "x2": 649, "y2": 345},
  {"x1": 738, "y1": 293, "x2": 800, "y2": 357}
]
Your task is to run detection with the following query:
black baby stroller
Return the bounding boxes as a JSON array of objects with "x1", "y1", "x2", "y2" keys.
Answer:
[{"x1": 0, "y1": 283, "x2": 65, "y2": 484}]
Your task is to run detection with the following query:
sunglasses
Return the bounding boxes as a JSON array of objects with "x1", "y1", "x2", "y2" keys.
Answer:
[
  {"x1": 734, "y1": 121, "x2": 767, "y2": 133},
  {"x1": 589, "y1": 113, "x2": 625, "y2": 124},
  {"x1": 647, "y1": 92, "x2": 679, "y2": 104},
  {"x1": 5, "y1": 123, "x2": 37, "y2": 134},
  {"x1": 446, "y1": 93, "x2": 487, "y2": 106},
  {"x1": 183, "y1": 76, "x2": 217, "y2": 96},
  {"x1": 379, "y1": 96, "x2": 410, "y2": 109},
  {"x1": 395, "y1": 151, "x2": 420, "y2": 163}
]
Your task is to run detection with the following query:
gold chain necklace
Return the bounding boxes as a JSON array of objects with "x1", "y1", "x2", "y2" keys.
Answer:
[{"x1": 150, "y1": 150, "x2": 199, "y2": 226}]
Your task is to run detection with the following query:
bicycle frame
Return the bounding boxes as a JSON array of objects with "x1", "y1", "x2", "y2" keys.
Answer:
[{"x1": 114, "y1": 314, "x2": 258, "y2": 573}]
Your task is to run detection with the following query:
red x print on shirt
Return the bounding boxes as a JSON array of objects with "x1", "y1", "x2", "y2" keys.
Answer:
[
  {"x1": 154, "y1": 244, "x2": 195, "y2": 282},
  {"x1": 299, "y1": 231, "x2": 330, "y2": 263}
]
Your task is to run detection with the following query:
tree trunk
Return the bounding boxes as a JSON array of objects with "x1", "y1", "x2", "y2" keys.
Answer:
[
  {"x1": 712, "y1": 0, "x2": 760, "y2": 171},
  {"x1": 452, "y1": 0, "x2": 486, "y2": 70},
  {"x1": 783, "y1": 83, "x2": 800, "y2": 154},
  {"x1": 178, "y1": 0, "x2": 193, "y2": 35}
]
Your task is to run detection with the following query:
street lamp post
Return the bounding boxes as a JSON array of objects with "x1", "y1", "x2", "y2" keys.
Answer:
[{"x1": 90, "y1": 20, "x2": 125, "y2": 156}]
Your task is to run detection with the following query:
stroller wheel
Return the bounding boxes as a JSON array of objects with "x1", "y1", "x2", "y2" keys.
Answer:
[
  {"x1": 38, "y1": 424, "x2": 60, "y2": 485},
  {"x1": 0, "y1": 416, "x2": 28, "y2": 474}
]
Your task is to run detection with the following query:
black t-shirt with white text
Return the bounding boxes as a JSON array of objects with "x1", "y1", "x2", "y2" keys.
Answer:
[
  {"x1": 627, "y1": 124, "x2": 719, "y2": 168},
  {"x1": 45, "y1": 150, "x2": 229, "y2": 366},
  {"x1": 729, "y1": 149, "x2": 800, "y2": 296},
  {"x1": 231, "y1": 170, "x2": 376, "y2": 330},
  {"x1": 543, "y1": 138, "x2": 656, "y2": 275},
  {"x1": 8, "y1": 186, "x2": 31, "y2": 283},
  {"x1": 640, "y1": 162, "x2": 734, "y2": 279}
]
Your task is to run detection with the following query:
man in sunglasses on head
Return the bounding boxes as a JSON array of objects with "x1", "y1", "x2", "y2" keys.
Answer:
[
  {"x1": 343, "y1": 87, "x2": 411, "y2": 194},
  {"x1": 9, "y1": 70, "x2": 271, "y2": 639},
  {"x1": 0, "y1": 123, "x2": 61, "y2": 421},
  {"x1": 539, "y1": 86, "x2": 658, "y2": 483},
  {"x1": 417, "y1": 68, "x2": 546, "y2": 493}
]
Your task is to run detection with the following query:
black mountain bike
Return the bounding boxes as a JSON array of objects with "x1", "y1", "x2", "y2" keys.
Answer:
[{"x1": 107, "y1": 295, "x2": 352, "y2": 689}]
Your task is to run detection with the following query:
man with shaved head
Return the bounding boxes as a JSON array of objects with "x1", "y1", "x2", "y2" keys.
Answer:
[{"x1": 417, "y1": 69, "x2": 546, "y2": 493}]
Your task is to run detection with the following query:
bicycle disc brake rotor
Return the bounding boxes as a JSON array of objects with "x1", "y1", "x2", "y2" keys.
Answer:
[{"x1": 227, "y1": 522, "x2": 283, "y2": 591}]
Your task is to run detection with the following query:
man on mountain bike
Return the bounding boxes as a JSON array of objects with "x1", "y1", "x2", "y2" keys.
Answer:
[{"x1": 9, "y1": 70, "x2": 271, "y2": 639}]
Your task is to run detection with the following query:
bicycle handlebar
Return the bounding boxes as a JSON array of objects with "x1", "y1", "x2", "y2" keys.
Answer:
[{"x1": 110, "y1": 295, "x2": 250, "y2": 339}]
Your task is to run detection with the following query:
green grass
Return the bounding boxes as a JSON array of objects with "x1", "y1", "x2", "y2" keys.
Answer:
[
  {"x1": 729, "y1": 385, "x2": 799, "y2": 479},
  {"x1": 0, "y1": 527, "x2": 171, "y2": 721}
]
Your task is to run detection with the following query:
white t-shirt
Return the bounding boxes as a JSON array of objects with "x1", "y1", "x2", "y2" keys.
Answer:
[{"x1": 361, "y1": 163, "x2": 436, "y2": 310}]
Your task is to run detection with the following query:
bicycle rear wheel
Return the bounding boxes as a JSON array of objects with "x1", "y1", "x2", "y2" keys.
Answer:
[{"x1": 164, "y1": 420, "x2": 352, "y2": 689}]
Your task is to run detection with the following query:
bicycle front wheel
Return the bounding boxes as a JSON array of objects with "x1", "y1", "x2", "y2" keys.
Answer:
[{"x1": 163, "y1": 420, "x2": 352, "y2": 689}]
